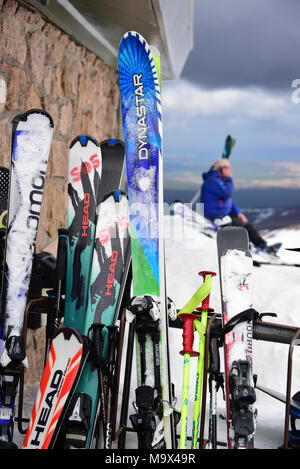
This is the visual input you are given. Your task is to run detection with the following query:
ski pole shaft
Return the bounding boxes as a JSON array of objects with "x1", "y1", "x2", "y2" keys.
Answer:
[
  {"x1": 191, "y1": 271, "x2": 215, "y2": 449},
  {"x1": 177, "y1": 271, "x2": 216, "y2": 449},
  {"x1": 178, "y1": 312, "x2": 199, "y2": 449},
  {"x1": 45, "y1": 229, "x2": 68, "y2": 361},
  {"x1": 104, "y1": 325, "x2": 118, "y2": 449},
  {"x1": 180, "y1": 352, "x2": 191, "y2": 449},
  {"x1": 53, "y1": 229, "x2": 68, "y2": 327},
  {"x1": 208, "y1": 334, "x2": 221, "y2": 449},
  {"x1": 117, "y1": 320, "x2": 135, "y2": 449}
]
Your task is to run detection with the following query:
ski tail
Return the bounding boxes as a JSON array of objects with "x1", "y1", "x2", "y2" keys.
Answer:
[
  {"x1": 22, "y1": 327, "x2": 88, "y2": 449},
  {"x1": 98, "y1": 140, "x2": 125, "y2": 203}
]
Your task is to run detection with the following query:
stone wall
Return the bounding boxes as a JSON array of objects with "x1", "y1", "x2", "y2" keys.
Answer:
[{"x1": 0, "y1": 0, "x2": 120, "y2": 251}]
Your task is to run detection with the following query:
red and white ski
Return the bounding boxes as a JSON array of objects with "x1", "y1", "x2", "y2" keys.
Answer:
[{"x1": 22, "y1": 327, "x2": 88, "y2": 449}]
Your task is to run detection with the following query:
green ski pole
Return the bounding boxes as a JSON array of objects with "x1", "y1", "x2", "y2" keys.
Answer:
[
  {"x1": 191, "y1": 271, "x2": 216, "y2": 449},
  {"x1": 177, "y1": 274, "x2": 214, "y2": 449}
]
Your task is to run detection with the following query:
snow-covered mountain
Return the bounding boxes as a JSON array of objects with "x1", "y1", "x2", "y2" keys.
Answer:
[{"x1": 243, "y1": 206, "x2": 300, "y2": 231}]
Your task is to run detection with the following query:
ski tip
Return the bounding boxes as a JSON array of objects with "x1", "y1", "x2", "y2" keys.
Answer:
[
  {"x1": 52, "y1": 326, "x2": 84, "y2": 344},
  {"x1": 119, "y1": 31, "x2": 158, "y2": 63},
  {"x1": 100, "y1": 138, "x2": 124, "y2": 149},
  {"x1": 120, "y1": 30, "x2": 141, "y2": 43},
  {"x1": 12, "y1": 109, "x2": 54, "y2": 127},
  {"x1": 69, "y1": 134, "x2": 100, "y2": 149},
  {"x1": 119, "y1": 31, "x2": 151, "y2": 56},
  {"x1": 102, "y1": 189, "x2": 128, "y2": 203}
]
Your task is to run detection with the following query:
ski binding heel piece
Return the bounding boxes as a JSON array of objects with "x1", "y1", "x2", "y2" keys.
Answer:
[{"x1": 63, "y1": 393, "x2": 92, "y2": 449}]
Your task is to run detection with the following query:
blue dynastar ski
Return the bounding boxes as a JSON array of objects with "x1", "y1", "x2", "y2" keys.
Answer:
[{"x1": 118, "y1": 31, "x2": 176, "y2": 449}]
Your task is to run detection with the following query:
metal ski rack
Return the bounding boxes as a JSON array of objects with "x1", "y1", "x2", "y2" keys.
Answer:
[{"x1": 15, "y1": 300, "x2": 300, "y2": 449}]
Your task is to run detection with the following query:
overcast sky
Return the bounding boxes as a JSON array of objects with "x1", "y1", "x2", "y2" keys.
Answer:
[{"x1": 162, "y1": 0, "x2": 300, "y2": 196}]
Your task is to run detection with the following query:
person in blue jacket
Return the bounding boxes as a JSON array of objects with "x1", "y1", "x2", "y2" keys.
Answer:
[{"x1": 200, "y1": 158, "x2": 279, "y2": 253}]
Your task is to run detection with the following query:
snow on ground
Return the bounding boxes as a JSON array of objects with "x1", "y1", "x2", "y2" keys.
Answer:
[{"x1": 15, "y1": 209, "x2": 300, "y2": 450}]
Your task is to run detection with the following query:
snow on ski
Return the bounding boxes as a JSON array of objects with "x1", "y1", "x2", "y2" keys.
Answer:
[
  {"x1": 217, "y1": 227, "x2": 257, "y2": 449},
  {"x1": 118, "y1": 31, "x2": 175, "y2": 449},
  {"x1": 0, "y1": 110, "x2": 53, "y2": 364},
  {"x1": 64, "y1": 135, "x2": 102, "y2": 333},
  {"x1": 0, "y1": 109, "x2": 53, "y2": 446}
]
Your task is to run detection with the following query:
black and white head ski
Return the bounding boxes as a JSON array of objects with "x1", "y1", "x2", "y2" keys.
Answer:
[{"x1": 217, "y1": 227, "x2": 257, "y2": 449}]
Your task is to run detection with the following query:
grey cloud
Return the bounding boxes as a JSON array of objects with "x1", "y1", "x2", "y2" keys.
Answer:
[{"x1": 182, "y1": 0, "x2": 300, "y2": 90}]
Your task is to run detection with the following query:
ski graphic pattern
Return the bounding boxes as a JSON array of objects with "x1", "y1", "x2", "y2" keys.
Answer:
[
  {"x1": 85, "y1": 191, "x2": 130, "y2": 340},
  {"x1": 64, "y1": 135, "x2": 102, "y2": 333},
  {"x1": 118, "y1": 30, "x2": 162, "y2": 296}
]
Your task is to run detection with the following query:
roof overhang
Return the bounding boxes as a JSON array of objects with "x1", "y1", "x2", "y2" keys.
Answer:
[{"x1": 23, "y1": 0, "x2": 194, "y2": 80}]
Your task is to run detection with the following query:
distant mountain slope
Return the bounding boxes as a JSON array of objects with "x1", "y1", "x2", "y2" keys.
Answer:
[{"x1": 243, "y1": 206, "x2": 300, "y2": 230}]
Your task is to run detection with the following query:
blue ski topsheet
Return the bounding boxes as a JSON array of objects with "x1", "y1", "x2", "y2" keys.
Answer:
[{"x1": 118, "y1": 31, "x2": 162, "y2": 295}]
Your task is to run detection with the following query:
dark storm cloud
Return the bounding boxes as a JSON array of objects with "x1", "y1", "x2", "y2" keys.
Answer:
[{"x1": 182, "y1": 0, "x2": 300, "y2": 90}]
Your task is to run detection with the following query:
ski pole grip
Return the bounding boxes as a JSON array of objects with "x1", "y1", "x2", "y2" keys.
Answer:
[
  {"x1": 209, "y1": 335, "x2": 220, "y2": 374},
  {"x1": 179, "y1": 313, "x2": 199, "y2": 357},
  {"x1": 89, "y1": 323, "x2": 106, "y2": 367},
  {"x1": 56, "y1": 229, "x2": 68, "y2": 279},
  {"x1": 197, "y1": 271, "x2": 216, "y2": 311}
]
